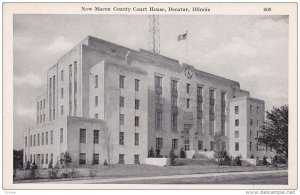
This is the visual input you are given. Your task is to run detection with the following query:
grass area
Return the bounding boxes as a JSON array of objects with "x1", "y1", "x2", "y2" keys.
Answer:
[{"x1": 14, "y1": 161, "x2": 287, "y2": 183}]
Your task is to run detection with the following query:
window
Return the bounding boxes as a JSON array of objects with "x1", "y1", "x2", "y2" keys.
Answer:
[
  {"x1": 79, "y1": 153, "x2": 86, "y2": 165},
  {"x1": 119, "y1": 75, "x2": 125, "y2": 88},
  {"x1": 46, "y1": 154, "x2": 48, "y2": 164},
  {"x1": 235, "y1": 131, "x2": 239, "y2": 138},
  {"x1": 250, "y1": 130, "x2": 252, "y2": 138},
  {"x1": 95, "y1": 75, "x2": 98, "y2": 88},
  {"x1": 61, "y1": 105, "x2": 64, "y2": 115},
  {"x1": 209, "y1": 119, "x2": 214, "y2": 135},
  {"x1": 257, "y1": 120, "x2": 259, "y2": 127},
  {"x1": 25, "y1": 136, "x2": 27, "y2": 147},
  {"x1": 43, "y1": 114, "x2": 45, "y2": 122},
  {"x1": 61, "y1": 70, "x2": 64, "y2": 81},
  {"x1": 61, "y1": 88, "x2": 64, "y2": 99},
  {"x1": 135, "y1": 99, "x2": 140, "y2": 110},
  {"x1": 171, "y1": 113, "x2": 177, "y2": 131},
  {"x1": 155, "y1": 76, "x2": 162, "y2": 88},
  {"x1": 94, "y1": 130, "x2": 99, "y2": 144},
  {"x1": 155, "y1": 110, "x2": 162, "y2": 130},
  {"x1": 186, "y1": 83, "x2": 190, "y2": 93},
  {"x1": 235, "y1": 119, "x2": 239, "y2": 126},
  {"x1": 120, "y1": 96, "x2": 124, "y2": 107},
  {"x1": 135, "y1": 79, "x2": 140, "y2": 91},
  {"x1": 119, "y1": 132, "x2": 124, "y2": 145},
  {"x1": 46, "y1": 132, "x2": 48, "y2": 145},
  {"x1": 80, "y1": 129, "x2": 86, "y2": 143},
  {"x1": 42, "y1": 133, "x2": 44, "y2": 145},
  {"x1": 37, "y1": 134, "x2": 40, "y2": 146},
  {"x1": 250, "y1": 119, "x2": 253, "y2": 126},
  {"x1": 50, "y1": 153, "x2": 53, "y2": 163},
  {"x1": 172, "y1": 139, "x2": 178, "y2": 149},
  {"x1": 250, "y1": 142, "x2": 253, "y2": 151},
  {"x1": 198, "y1": 141, "x2": 203, "y2": 150},
  {"x1": 171, "y1": 96, "x2": 177, "y2": 106},
  {"x1": 171, "y1": 80, "x2": 177, "y2": 91},
  {"x1": 50, "y1": 131, "x2": 53, "y2": 144},
  {"x1": 34, "y1": 135, "x2": 36, "y2": 146},
  {"x1": 30, "y1": 135, "x2": 32, "y2": 147},
  {"x1": 95, "y1": 96, "x2": 98, "y2": 107},
  {"x1": 42, "y1": 154, "x2": 44, "y2": 164},
  {"x1": 235, "y1": 142, "x2": 239, "y2": 151},
  {"x1": 135, "y1": 133, "x2": 139, "y2": 146},
  {"x1": 60, "y1": 128, "x2": 63, "y2": 143},
  {"x1": 156, "y1": 137, "x2": 163, "y2": 149},
  {"x1": 135, "y1": 116, "x2": 139, "y2": 127},
  {"x1": 187, "y1": 99, "x2": 190, "y2": 108},
  {"x1": 95, "y1": 114, "x2": 98, "y2": 119},
  {"x1": 250, "y1": 105, "x2": 253, "y2": 114},
  {"x1": 134, "y1": 155, "x2": 140, "y2": 164},
  {"x1": 120, "y1": 114, "x2": 124, "y2": 125},
  {"x1": 210, "y1": 89, "x2": 215, "y2": 98},
  {"x1": 235, "y1": 106, "x2": 239, "y2": 114},
  {"x1": 197, "y1": 86, "x2": 202, "y2": 96},
  {"x1": 257, "y1": 107, "x2": 260, "y2": 114},
  {"x1": 93, "y1": 154, "x2": 99, "y2": 164},
  {"x1": 184, "y1": 139, "x2": 190, "y2": 151},
  {"x1": 210, "y1": 141, "x2": 214, "y2": 151},
  {"x1": 119, "y1": 154, "x2": 125, "y2": 164}
]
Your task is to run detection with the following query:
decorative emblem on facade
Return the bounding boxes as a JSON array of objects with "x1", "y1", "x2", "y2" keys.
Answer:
[{"x1": 184, "y1": 67, "x2": 193, "y2": 79}]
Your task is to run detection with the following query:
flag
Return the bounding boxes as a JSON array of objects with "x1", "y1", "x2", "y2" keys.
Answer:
[{"x1": 177, "y1": 32, "x2": 188, "y2": 41}]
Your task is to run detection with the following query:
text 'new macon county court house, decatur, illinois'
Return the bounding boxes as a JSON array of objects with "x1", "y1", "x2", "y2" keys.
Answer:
[{"x1": 23, "y1": 36, "x2": 273, "y2": 167}]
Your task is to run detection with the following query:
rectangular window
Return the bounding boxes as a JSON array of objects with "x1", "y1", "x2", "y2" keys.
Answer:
[
  {"x1": 184, "y1": 139, "x2": 190, "y2": 151},
  {"x1": 156, "y1": 137, "x2": 163, "y2": 149},
  {"x1": 210, "y1": 141, "x2": 214, "y2": 151},
  {"x1": 43, "y1": 114, "x2": 45, "y2": 122},
  {"x1": 46, "y1": 154, "x2": 48, "y2": 164},
  {"x1": 42, "y1": 133, "x2": 44, "y2": 145},
  {"x1": 34, "y1": 135, "x2": 36, "y2": 146},
  {"x1": 25, "y1": 136, "x2": 27, "y2": 147},
  {"x1": 119, "y1": 132, "x2": 124, "y2": 145},
  {"x1": 257, "y1": 107, "x2": 260, "y2": 114},
  {"x1": 37, "y1": 134, "x2": 40, "y2": 146},
  {"x1": 95, "y1": 114, "x2": 98, "y2": 119},
  {"x1": 46, "y1": 132, "x2": 48, "y2": 145},
  {"x1": 250, "y1": 119, "x2": 253, "y2": 126},
  {"x1": 235, "y1": 142, "x2": 239, "y2": 151},
  {"x1": 80, "y1": 129, "x2": 86, "y2": 143},
  {"x1": 119, "y1": 154, "x2": 125, "y2": 164},
  {"x1": 209, "y1": 119, "x2": 214, "y2": 135},
  {"x1": 171, "y1": 80, "x2": 177, "y2": 91},
  {"x1": 250, "y1": 130, "x2": 252, "y2": 138},
  {"x1": 50, "y1": 153, "x2": 53, "y2": 163},
  {"x1": 198, "y1": 141, "x2": 203, "y2": 150},
  {"x1": 95, "y1": 96, "x2": 98, "y2": 107},
  {"x1": 93, "y1": 154, "x2": 99, "y2": 164},
  {"x1": 187, "y1": 99, "x2": 190, "y2": 108},
  {"x1": 235, "y1": 106, "x2": 239, "y2": 114},
  {"x1": 61, "y1": 70, "x2": 64, "y2": 81},
  {"x1": 171, "y1": 113, "x2": 177, "y2": 131},
  {"x1": 235, "y1": 119, "x2": 239, "y2": 126},
  {"x1": 61, "y1": 105, "x2": 64, "y2": 115},
  {"x1": 50, "y1": 131, "x2": 53, "y2": 144},
  {"x1": 30, "y1": 135, "x2": 32, "y2": 147},
  {"x1": 119, "y1": 75, "x2": 125, "y2": 88},
  {"x1": 155, "y1": 76, "x2": 162, "y2": 88},
  {"x1": 250, "y1": 105, "x2": 253, "y2": 114},
  {"x1": 135, "y1": 79, "x2": 140, "y2": 91},
  {"x1": 94, "y1": 130, "x2": 99, "y2": 144},
  {"x1": 135, "y1": 99, "x2": 140, "y2": 110},
  {"x1": 235, "y1": 131, "x2": 239, "y2": 138},
  {"x1": 42, "y1": 154, "x2": 44, "y2": 164},
  {"x1": 134, "y1": 155, "x2": 140, "y2": 164},
  {"x1": 95, "y1": 75, "x2": 98, "y2": 88},
  {"x1": 79, "y1": 153, "x2": 86, "y2": 165},
  {"x1": 135, "y1": 133, "x2": 139, "y2": 146},
  {"x1": 197, "y1": 86, "x2": 202, "y2": 96},
  {"x1": 60, "y1": 128, "x2": 63, "y2": 143},
  {"x1": 135, "y1": 116, "x2": 139, "y2": 127},
  {"x1": 61, "y1": 88, "x2": 64, "y2": 99},
  {"x1": 155, "y1": 110, "x2": 162, "y2": 130},
  {"x1": 250, "y1": 142, "x2": 253, "y2": 151},
  {"x1": 120, "y1": 96, "x2": 124, "y2": 107},
  {"x1": 186, "y1": 83, "x2": 190, "y2": 93},
  {"x1": 120, "y1": 114, "x2": 124, "y2": 125},
  {"x1": 171, "y1": 96, "x2": 177, "y2": 106},
  {"x1": 172, "y1": 139, "x2": 178, "y2": 149}
]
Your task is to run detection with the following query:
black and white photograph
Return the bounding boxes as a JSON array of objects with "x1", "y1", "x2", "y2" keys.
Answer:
[{"x1": 3, "y1": 2, "x2": 297, "y2": 191}]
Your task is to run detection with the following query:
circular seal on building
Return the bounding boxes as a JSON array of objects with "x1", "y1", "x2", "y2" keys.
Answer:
[{"x1": 184, "y1": 67, "x2": 193, "y2": 79}]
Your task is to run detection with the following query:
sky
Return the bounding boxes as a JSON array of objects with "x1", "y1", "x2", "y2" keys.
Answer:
[{"x1": 13, "y1": 15, "x2": 288, "y2": 149}]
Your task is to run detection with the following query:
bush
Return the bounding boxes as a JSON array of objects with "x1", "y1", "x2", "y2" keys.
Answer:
[
  {"x1": 30, "y1": 163, "x2": 39, "y2": 180},
  {"x1": 48, "y1": 159, "x2": 53, "y2": 169},
  {"x1": 89, "y1": 169, "x2": 97, "y2": 178},
  {"x1": 180, "y1": 148, "x2": 186, "y2": 158},
  {"x1": 263, "y1": 156, "x2": 268, "y2": 165},
  {"x1": 169, "y1": 149, "x2": 176, "y2": 166},
  {"x1": 25, "y1": 161, "x2": 30, "y2": 170},
  {"x1": 155, "y1": 148, "x2": 161, "y2": 158},
  {"x1": 104, "y1": 159, "x2": 108, "y2": 166},
  {"x1": 231, "y1": 156, "x2": 242, "y2": 166},
  {"x1": 219, "y1": 151, "x2": 232, "y2": 166},
  {"x1": 149, "y1": 147, "x2": 155, "y2": 158}
]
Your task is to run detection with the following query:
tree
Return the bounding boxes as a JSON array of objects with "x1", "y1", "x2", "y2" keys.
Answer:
[
  {"x1": 169, "y1": 149, "x2": 176, "y2": 166},
  {"x1": 103, "y1": 123, "x2": 113, "y2": 166},
  {"x1": 13, "y1": 149, "x2": 23, "y2": 169},
  {"x1": 213, "y1": 132, "x2": 226, "y2": 166},
  {"x1": 63, "y1": 151, "x2": 72, "y2": 167},
  {"x1": 257, "y1": 105, "x2": 288, "y2": 161}
]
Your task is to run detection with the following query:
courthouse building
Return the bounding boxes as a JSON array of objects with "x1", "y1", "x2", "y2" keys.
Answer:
[{"x1": 23, "y1": 36, "x2": 271, "y2": 167}]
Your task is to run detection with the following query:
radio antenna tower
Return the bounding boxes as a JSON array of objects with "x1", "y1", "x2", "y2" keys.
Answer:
[{"x1": 148, "y1": 15, "x2": 160, "y2": 54}]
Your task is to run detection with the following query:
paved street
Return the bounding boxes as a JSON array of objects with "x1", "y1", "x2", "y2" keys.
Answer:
[{"x1": 42, "y1": 170, "x2": 288, "y2": 184}]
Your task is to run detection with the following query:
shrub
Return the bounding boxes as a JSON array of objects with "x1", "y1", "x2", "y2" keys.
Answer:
[
  {"x1": 48, "y1": 166, "x2": 59, "y2": 179},
  {"x1": 25, "y1": 161, "x2": 30, "y2": 170},
  {"x1": 235, "y1": 156, "x2": 242, "y2": 166},
  {"x1": 219, "y1": 151, "x2": 231, "y2": 166},
  {"x1": 30, "y1": 163, "x2": 39, "y2": 180},
  {"x1": 263, "y1": 156, "x2": 268, "y2": 165},
  {"x1": 180, "y1": 148, "x2": 186, "y2": 158},
  {"x1": 89, "y1": 169, "x2": 97, "y2": 178},
  {"x1": 155, "y1": 148, "x2": 161, "y2": 158},
  {"x1": 48, "y1": 159, "x2": 53, "y2": 169},
  {"x1": 69, "y1": 168, "x2": 79, "y2": 178},
  {"x1": 63, "y1": 152, "x2": 72, "y2": 167},
  {"x1": 104, "y1": 159, "x2": 108, "y2": 166},
  {"x1": 149, "y1": 147, "x2": 155, "y2": 158},
  {"x1": 169, "y1": 149, "x2": 176, "y2": 166}
]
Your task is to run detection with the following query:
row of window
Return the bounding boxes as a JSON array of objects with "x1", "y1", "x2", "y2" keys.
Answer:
[
  {"x1": 234, "y1": 105, "x2": 261, "y2": 115},
  {"x1": 25, "y1": 129, "x2": 63, "y2": 147},
  {"x1": 119, "y1": 75, "x2": 140, "y2": 91},
  {"x1": 37, "y1": 99, "x2": 46, "y2": 112},
  {"x1": 80, "y1": 129, "x2": 100, "y2": 144},
  {"x1": 234, "y1": 119, "x2": 260, "y2": 127},
  {"x1": 78, "y1": 153, "x2": 140, "y2": 165},
  {"x1": 119, "y1": 132, "x2": 140, "y2": 146},
  {"x1": 119, "y1": 97, "x2": 140, "y2": 109},
  {"x1": 119, "y1": 115, "x2": 140, "y2": 126},
  {"x1": 26, "y1": 153, "x2": 53, "y2": 165}
]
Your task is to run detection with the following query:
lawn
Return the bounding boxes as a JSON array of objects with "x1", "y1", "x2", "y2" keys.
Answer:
[{"x1": 14, "y1": 160, "x2": 287, "y2": 183}]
